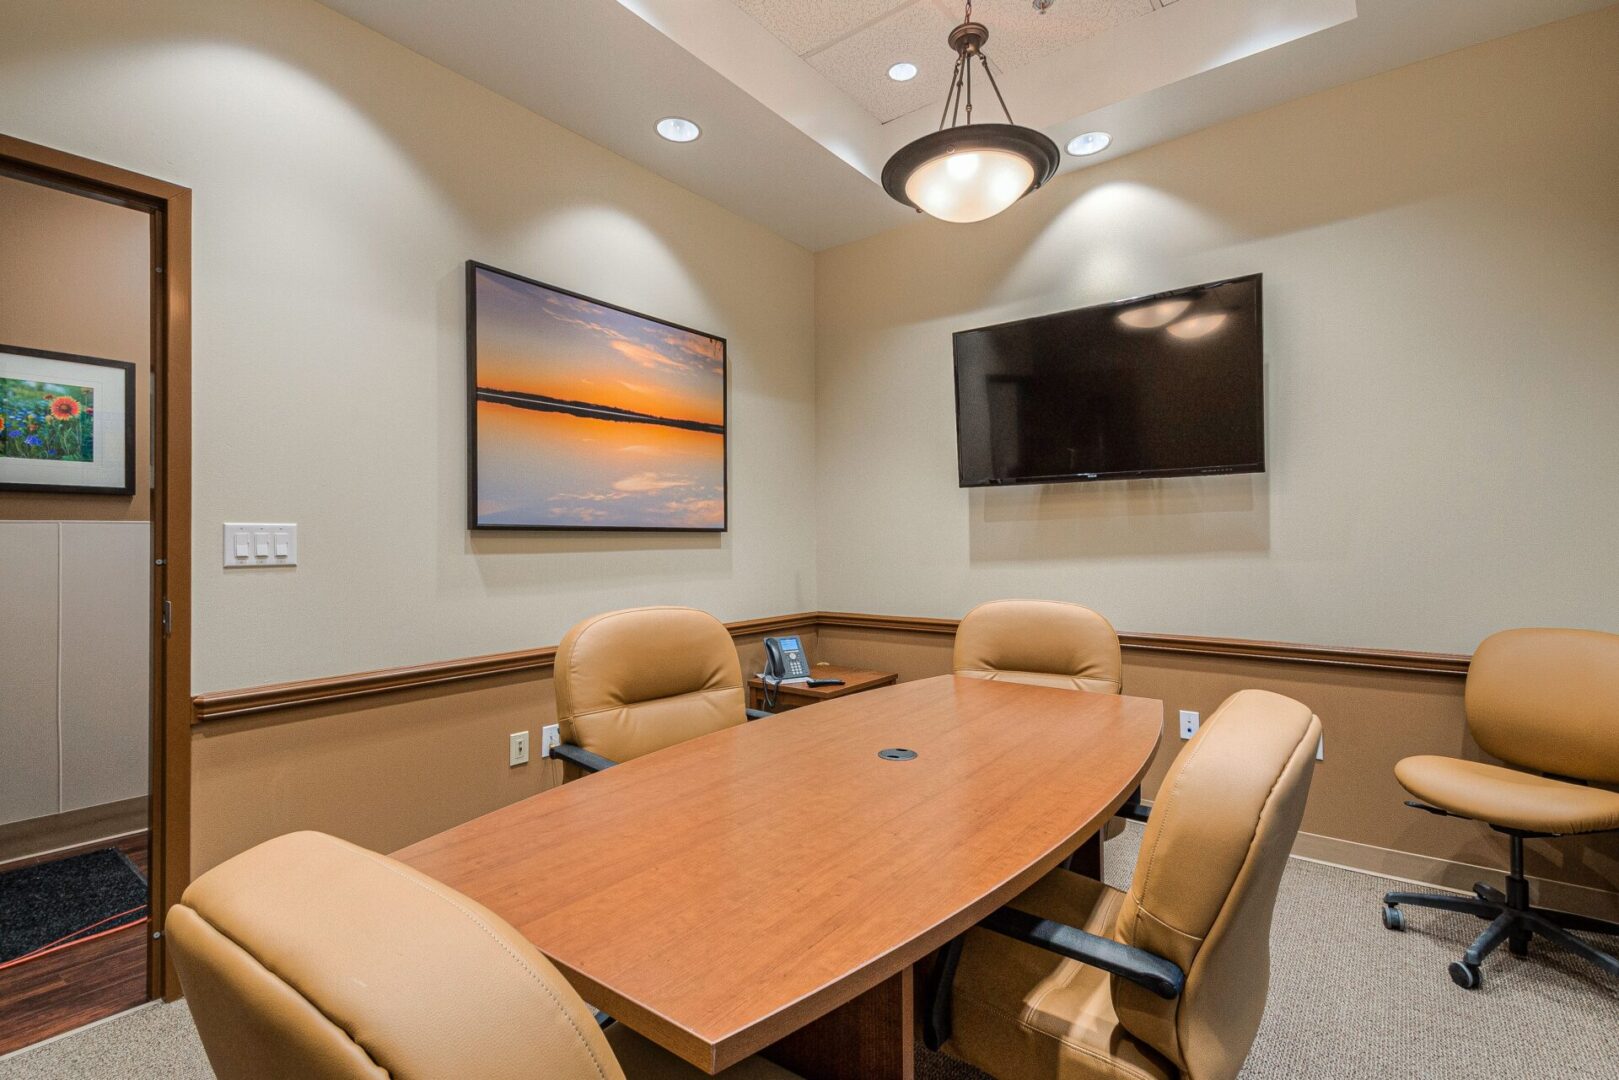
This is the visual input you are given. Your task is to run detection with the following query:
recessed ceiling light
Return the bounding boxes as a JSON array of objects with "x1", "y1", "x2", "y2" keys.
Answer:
[
  {"x1": 655, "y1": 117, "x2": 701, "y2": 143},
  {"x1": 1066, "y1": 131, "x2": 1111, "y2": 157},
  {"x1": 888, "y1": 62, "x2": 918, "y2": 82}
]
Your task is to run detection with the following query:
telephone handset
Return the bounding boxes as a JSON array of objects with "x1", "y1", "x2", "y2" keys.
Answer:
[{"x1": 763, "y1": 636, "x2": 812, "y2": 683}]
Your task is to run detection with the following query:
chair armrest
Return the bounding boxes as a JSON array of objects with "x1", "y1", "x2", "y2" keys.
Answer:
[
  {"x1": 982, "y1": 907, "x2": 1184, "y2": 1000},
  {"x1": 554, "y1": 743, "x2": 617, "y2": 774},
  {"x1": 745, "y1": 708, "x2": 773, "y2": 721}
]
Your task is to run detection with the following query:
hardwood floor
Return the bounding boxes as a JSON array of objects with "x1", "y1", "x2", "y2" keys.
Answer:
[{"x1": 0, "y1": 832, "x2": 150, "y2": 1057}]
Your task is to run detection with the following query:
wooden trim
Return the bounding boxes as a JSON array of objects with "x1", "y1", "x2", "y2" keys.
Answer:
[
  {"x1": 192, "y1": 611, "x2": 819, "y2": 722},
  {"x1": 193, "y1": 609, "x2": 1468, "y2": 726},
  {"x1": 1, "y1": 134, "x2": 194, "y2": 1002},
  {"x1": 0, "y1": 798, "x2": 148, "y2": 868},
  {"x1": 818, "y1": 611, "x2": 1470, "y2": 676}
]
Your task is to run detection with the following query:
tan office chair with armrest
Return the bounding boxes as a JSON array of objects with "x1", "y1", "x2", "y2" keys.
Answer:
[
  {"x1": 1382, "y1": 627, "x2": 1619, "y2": 989},
  {"x1": 553, "y1": 606, "x2": 769, "y2": 775},
  {"x1": 169, "y1": 831, "x2": 798, "y2": 1080},
  {"x1": 926, "y1": 689, "x2": 1321, "y2": 1080}
]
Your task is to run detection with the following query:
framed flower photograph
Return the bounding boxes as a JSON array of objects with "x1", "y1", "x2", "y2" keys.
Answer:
[
  {"x1": 467, "y1": 261, "x2": 727, "y2": 531},
  {"x1": 0, "y1": 344, "x2": 136, "y2": 496}
]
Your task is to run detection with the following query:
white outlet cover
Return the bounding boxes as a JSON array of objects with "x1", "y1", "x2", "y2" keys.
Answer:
[
  {"x1": 539, "y1": 724, "x2": 561, "y2": 758},
  {"x1": 1178, "y1": 709, "x2": 1200, "y2": 739},
  {"x1": 509, "y1": 731, "x2": 530, "y2": 766}
]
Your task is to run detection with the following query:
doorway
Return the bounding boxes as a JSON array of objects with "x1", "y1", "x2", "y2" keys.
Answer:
[{"x1": 0, "y1": 136, "x2": 190, "y2": 1053}]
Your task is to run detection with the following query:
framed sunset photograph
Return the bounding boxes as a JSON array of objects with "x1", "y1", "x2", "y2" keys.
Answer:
[
  {"x1": 0, "y1": 345, "x2": 135, "y2": 496},
  {"x1": 467, "y1": 262, "x2": 727, "y2": 531}
]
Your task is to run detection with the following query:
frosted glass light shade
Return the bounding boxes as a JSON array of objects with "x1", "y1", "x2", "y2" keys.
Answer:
[{"x1": 904, "y1": 148, "x2": 1036, "y2": 224}]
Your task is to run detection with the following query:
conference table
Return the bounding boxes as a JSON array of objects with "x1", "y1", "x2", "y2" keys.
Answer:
[{"x1": 395, "y1": 674, "x2": 1162, "y2": 1079}]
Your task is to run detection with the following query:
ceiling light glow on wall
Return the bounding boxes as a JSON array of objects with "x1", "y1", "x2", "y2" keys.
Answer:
[
  {"x1": 881, "y1": 1, "x2": 1059, "y2": 224},
  {"x1": 1067, "y1": 131, "x2": 1112, "y2": 156},
  {"x1": 888, "y1": 62, "x2": 918, "y2": 82},
  {"x1": 655, "y1": 117, "x2": 701, "y2": 143}
]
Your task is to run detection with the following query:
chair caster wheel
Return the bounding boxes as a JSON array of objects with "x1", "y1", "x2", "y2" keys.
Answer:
[
  {"x1": 1382, "y1": 905, "x2": 1404, "y2": 931},
  {"x1": 1449, "y1": 961, "x2": 1481, "y2": 990}
]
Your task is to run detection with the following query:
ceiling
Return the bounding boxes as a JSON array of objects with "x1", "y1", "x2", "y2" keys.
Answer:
[
  {"x1": 316, "y1": 0, "x2": 1613, "y2": 251},
  {"x1": 734, "y1": 0, "x2": 1169, "y2": 123}
]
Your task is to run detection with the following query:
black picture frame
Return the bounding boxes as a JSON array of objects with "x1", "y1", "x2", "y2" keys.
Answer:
[
  {"x1": 0, "y1": 343, "x2": 136, "y2": 496},
  {"x1": 465, "y1": 260, "x2": 729, "y2": 532}
]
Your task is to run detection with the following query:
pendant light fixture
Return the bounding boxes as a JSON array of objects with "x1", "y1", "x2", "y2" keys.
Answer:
[{"x1": 881, "y1": 1, "x2": 1060, "y2": 224}]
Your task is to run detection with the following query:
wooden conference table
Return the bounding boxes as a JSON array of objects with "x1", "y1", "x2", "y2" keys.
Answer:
[{"x1": 395, "y1": 675, "x2": 1162, "y2": 1079}]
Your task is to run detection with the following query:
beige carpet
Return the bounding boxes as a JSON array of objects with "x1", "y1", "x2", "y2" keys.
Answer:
[{"x1": 3, "y1": 825, "x2": 1615, "y2": 1079}]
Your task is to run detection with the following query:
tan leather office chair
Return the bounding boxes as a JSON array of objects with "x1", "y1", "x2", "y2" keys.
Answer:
[
  {"x1": 955, "y1": 599, "x2": 1140, "y2": 838},
  {"x1": 553, "y1": 606, "x2": 765, "y2": 774},
  {"x1": 1382, "y1": 627, "x2": 1619, "y2": 989},
  {"x1": 169, "y1": 831, "x2": 797, "y2": 1080},
  {"x1": 926, "y1": 689, "x2": 1321, "y2": 1080},
  {"x1": 954, "y1": 598, "x2": 1123, "y2": 694}
]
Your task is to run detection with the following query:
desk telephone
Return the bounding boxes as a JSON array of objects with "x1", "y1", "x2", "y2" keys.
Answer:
[{"x1": 761, "y1": 637, "x2": 845, "y2": 697}]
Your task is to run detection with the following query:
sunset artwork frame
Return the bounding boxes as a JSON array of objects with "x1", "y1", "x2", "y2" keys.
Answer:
[
  {"x1": 0, "y1": 344, "x2": 135, "y2": 496},
  {"x1": 466, "y1": 262, "x2": 728, "y2": 531}
]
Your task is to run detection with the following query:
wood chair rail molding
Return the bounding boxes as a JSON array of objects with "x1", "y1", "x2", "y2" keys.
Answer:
[{"x1": 191, "y1": 610, "x2": 1469, "y2": 723}]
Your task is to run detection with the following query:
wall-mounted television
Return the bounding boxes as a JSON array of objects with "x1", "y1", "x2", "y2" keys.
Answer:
[{"x1": 953, "y1": 274, "x2": 1264, "y2": 487}]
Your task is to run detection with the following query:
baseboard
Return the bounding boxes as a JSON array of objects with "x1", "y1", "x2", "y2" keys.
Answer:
[
  {"x1": 0, "y1": 797, "x2": 147, "y2": 868},
  {"x1": 1290, "y1": 831, "x2": 1619, "y2": 920}
]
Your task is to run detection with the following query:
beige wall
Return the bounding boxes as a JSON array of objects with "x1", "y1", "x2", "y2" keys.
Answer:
[
  {"x1": 813, "y1": 8, "x2": 1619, "y2": 656},
  {"x1": 188, "y1": 627, "x2": 816, "y2": 876},
  {"x1": 0, "y1": 0, "x2": 818, "y2": 694}
]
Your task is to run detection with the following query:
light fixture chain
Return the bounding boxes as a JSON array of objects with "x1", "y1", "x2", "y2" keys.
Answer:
[
  {"x1": 965, "y1": 45, "x2": 974, "y2": 124},
  {"x1": 977, "y1": 53, "x2": 1014, "y2": 124},
  {"x1": 938, "y1": 51, "x2": 965, "y2": 131}
]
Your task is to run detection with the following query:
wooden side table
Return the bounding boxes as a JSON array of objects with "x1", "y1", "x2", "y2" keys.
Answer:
[{"x1": 747, "y1": 664, "x2": 897, "y2": 713}]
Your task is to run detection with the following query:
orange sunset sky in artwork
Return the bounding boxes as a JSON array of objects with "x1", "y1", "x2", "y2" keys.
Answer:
[{"x1": 472, "y1": 266, "x2": 726, "y2": 529}]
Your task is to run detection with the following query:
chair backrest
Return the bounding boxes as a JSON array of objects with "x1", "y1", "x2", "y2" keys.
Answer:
[
  {"x1": 168, "y1": 832, "x2": 625, "y2": 1080},
  {"x1": 555, "y1": 606, "x2": 746, "y2": 763},
  {"x1": 1112, "y1": 689, "x2": 1320, "y2": 1080},
  {"x1": 953, "y1": 599, "x2": 1122, "y2": 693},
  {"x1": 1466, "y1": 627, "x2": 1619, "y2": 784}
]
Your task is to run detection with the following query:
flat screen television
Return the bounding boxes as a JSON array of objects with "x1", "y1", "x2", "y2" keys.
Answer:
[{"x1": 953, "y1": 275, "x2": 1264, "y2": 487}]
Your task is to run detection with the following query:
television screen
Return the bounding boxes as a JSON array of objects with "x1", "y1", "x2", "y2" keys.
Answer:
[{"x1": 953, "y1": 275, "x2": 1264, "y2": 487}]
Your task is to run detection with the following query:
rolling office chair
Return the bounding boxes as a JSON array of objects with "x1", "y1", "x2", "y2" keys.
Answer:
[
  {"x1": 1382, "y1": 627, "x2": 1619, "y2": 989},
  {"x1": 955, "y1": 599, "x2": 1146, "y2": 829},
  {"x1": 954, "y1": 598, "x2": 1124, "y2": 694},
  {"x1": 168, "y1": 831, "x2": 800, "y2": 1080},
  {"x1": 551, "y1": 606, "x2": 770, "y2": 775},
  {"x1": 926, "y1": 689, "x2": 1322, "y2": 1080}
]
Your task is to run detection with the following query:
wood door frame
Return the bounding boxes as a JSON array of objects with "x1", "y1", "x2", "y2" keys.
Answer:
[{"x1": 0, "y1": 134, "x2": 192, "y2": 1000}]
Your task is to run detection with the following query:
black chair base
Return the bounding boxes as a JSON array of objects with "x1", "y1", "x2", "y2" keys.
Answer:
[{"x1": 1382, "y1": 833, "x2": 1619, "y2": 990}]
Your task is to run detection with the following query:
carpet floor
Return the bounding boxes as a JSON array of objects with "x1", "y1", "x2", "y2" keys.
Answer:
[{"x1": 2, "y1": 824, "x2": 1614, "y2": 1079}]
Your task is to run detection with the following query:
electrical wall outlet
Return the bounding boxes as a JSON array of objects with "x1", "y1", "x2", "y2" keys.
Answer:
[
  {"x1": 1316, "y1": 735, "x2": 1325, "y2": 761},
  {"x1": 1179, "y1": 710, "x2": 1200, "y2": 740},
  {"x1": 509, "y1": 731, "x2": 530, "y2": 767},
  {"x1": 539, "y1": 724, "x2": 561, "y2": 759}
]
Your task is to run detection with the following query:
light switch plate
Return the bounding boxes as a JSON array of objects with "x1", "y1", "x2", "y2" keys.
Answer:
[{"x1": 224, "y1": 523, "x2": 298, "y2": 567}]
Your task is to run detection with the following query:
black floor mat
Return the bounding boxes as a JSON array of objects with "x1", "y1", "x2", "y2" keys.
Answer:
[{"x1": 0, "y1": 847, "x2": 148, "y2": 964}]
